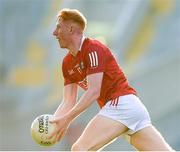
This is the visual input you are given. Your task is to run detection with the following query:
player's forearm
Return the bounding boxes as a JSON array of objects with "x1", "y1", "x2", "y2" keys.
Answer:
[
  {"x1": 54, "y1": 101, "x2": 75, "y2": 117},
  {"x1": 65, "y1": 89, "x2": 100, "y2": 122}
]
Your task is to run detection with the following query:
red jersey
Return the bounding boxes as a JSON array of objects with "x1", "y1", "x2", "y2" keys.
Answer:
[{"x1": 62, "y1": 38, "x2": 137, "y2": 108}]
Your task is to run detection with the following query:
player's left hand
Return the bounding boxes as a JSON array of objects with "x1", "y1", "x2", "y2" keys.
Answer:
[{"x1": 48, "y1": 116, "x2": 71, "y2": 142}]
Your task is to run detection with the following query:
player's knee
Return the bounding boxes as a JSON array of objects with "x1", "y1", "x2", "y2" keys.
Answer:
[{"x1": 71, "y1": 142, "x2": 87, "y2": 151}]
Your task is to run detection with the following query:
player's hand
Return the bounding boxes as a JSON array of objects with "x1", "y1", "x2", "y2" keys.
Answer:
[{"x1": 47, "y1": 116, "x2": 71, "y2": 142}]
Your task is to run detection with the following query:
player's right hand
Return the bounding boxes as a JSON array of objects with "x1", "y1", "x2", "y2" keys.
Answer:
[{"x1": 47, "y1": 116, "x2": 70, "y2": 142}]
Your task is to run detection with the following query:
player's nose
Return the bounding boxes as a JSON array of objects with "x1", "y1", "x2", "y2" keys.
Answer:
[{"x1": 53, "y1": 29, "x2": 57, "y2": 36}]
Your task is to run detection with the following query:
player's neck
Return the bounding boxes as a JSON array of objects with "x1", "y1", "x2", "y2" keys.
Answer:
[{"x1": 68, "y1": 34, "x2": 83, "y2": 57}]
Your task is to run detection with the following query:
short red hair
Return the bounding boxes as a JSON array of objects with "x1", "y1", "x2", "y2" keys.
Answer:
[{"x1": 57, "y1": 8, "x2": 87, "y2": 31}]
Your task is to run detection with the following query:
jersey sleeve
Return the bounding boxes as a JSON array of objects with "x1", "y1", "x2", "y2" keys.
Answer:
[
  {"x1": 85, "y1": 43, "x2": 106, "y2": 75},
  {"x1": 62, "y1": 60, "x2": 75, "y2": 86}
]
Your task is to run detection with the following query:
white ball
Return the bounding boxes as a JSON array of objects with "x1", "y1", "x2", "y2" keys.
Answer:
[{"x1": 31, "y1": 114, "x2": 57, "y2": 146}]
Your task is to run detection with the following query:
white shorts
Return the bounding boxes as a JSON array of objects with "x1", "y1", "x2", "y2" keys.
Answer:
[{"x1": 98, "y1": 94, "x2": 152, "y2": 135}]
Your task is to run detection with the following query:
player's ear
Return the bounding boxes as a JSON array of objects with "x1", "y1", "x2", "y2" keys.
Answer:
[
  {"x1": 69, "y1": 24, "x2": 79, "y2": 34},
  {"x1": 69, "y1": 26, "x2": 73, "y2": 34}
]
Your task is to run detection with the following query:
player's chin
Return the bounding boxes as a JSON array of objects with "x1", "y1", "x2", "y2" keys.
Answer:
[
  {"x1": 59, "y1": 44, "x2": 66, "y2": 49},
  {"x1": 58, "y1": 41, "x2": 63, "y2": 48},
  {"x1": 59, "y1": 42, "x2": 66, "y2": 49},
  {"x1": 58, "y1": 42, "x2": 63, "y2": 48}
]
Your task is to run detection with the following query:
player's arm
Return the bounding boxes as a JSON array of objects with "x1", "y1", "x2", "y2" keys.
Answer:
[
  {"x1": 53, "y1": 83, "x2": 78, "y2": 117},
  {"x1": 49, "y1": 46, "x2": 104, "y2": 141},
  {"x1": 64, "y1": 72, "x2": 103, "y2": 122},
  {"x1": 48, "y1": 73, "x2": 103, "y2": 141}
]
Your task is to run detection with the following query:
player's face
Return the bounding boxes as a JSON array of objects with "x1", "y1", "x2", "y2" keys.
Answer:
[{"x1": 53, "y1": 19, "x2": 71, "y2": 49}]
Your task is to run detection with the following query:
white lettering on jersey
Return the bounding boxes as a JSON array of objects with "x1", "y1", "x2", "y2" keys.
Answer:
[
  {"x1": 68, "y1": 69, "x2": 74, "y2": 75},
  {"x1": 78, "y1": 77, "x2": 88, "y2": 90},
  {"x1": 68, "y1": 63, "x2": 83, "y2": 75},
  {"x1": 88, "y1": 51, "x2": 98, "y2": 67}
]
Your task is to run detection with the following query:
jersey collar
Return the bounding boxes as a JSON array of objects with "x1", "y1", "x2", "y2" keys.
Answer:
[{"x1": 79, "y1": 36, "x2": 86, "y2": 51}]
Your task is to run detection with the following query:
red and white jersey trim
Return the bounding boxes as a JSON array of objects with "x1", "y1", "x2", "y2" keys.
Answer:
[{"x1": 88, "y1": 51, "x2": 99, "y2": 67}]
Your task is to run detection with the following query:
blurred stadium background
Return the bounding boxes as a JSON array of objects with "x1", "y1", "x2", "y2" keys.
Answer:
[{"x1": 0, "y1": 0, "x2": 180, "y2": 151}]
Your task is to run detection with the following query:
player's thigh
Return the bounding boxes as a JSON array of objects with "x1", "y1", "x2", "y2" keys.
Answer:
[
  {"x1": 72, "y1": 114, "x2": 128, "y2": 151},
  {"x1": 130, "y1": 125, "x2": 173, "y2": 151}
]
